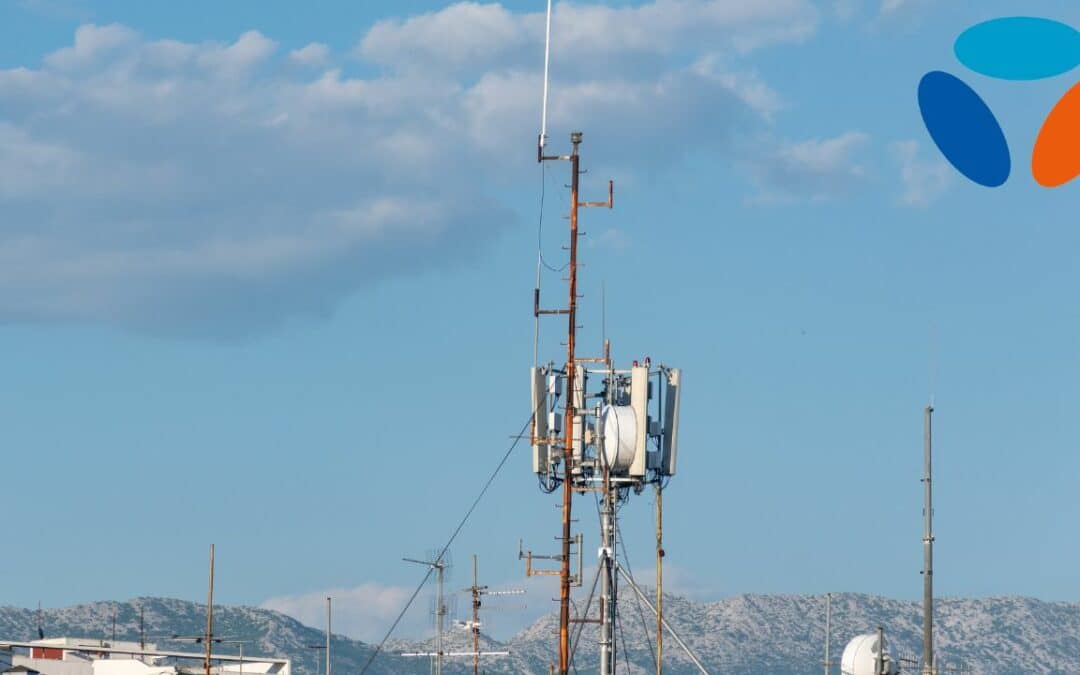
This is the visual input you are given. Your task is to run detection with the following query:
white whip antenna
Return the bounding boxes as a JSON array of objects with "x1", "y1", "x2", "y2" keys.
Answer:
[{"x1": 538, "y1": 0, "x2": 553, "y2": 160}]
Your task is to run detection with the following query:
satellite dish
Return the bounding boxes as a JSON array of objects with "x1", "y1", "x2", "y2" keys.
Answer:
[
  {"x1": 841, "y1": 634, "x2": 899, "y2": 675},
  {"x1": 601, "y1": 404, "x2": 636, "y2": 471}
]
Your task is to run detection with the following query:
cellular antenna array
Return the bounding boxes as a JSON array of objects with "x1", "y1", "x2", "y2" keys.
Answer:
[{"x1": 526, "y1": 14, "x2": 692, "y2": 671}]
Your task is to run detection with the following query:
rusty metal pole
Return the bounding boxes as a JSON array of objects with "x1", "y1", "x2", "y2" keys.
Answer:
[
  {"x1": 205, "y1": 544, "x2": 214, "y2": 675},
  {"x1": 558, "y1": 131, "x2": 583, "y2": 675}
]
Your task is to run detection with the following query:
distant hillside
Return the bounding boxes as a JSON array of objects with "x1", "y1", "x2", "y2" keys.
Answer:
[
  {"x1": 0, "y1": 598, "x2": 427, "y2": 675},
  {"x1": 2, "y1": 594, "x2": 1079, "y2": 674}
]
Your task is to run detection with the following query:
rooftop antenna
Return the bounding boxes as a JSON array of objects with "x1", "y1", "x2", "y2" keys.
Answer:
[
  {"x1": 464, "y1": 554, "x2": 524, "y2": 675},
  {"x1": 402, "y1": 555, "x2": 450, "y2": 675},
  {"x1": 537, "y1": 0, "x2": 553, "y2": 160},
  {"x1": 922, "y1": 404, "x2": 935, "y2": 675},
  {"x1": 36, "y1": 602, "x2": 43, "y2": 641},
  {"x1": 325, "y1": 597, "x2": 331, "y2": 675}
]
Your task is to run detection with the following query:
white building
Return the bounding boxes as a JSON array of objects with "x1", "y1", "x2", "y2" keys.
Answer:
[{"x1": 0, "y1": 638, "x2": 289, "y2": 675}]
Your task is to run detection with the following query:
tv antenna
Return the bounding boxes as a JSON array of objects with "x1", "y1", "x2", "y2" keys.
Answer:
[
  {"x1": 401, "y1": 554, "x2": 452, "y2": 675},
  {"x1": 460, "y1": 554, "x2": 523, "y2": 675}
]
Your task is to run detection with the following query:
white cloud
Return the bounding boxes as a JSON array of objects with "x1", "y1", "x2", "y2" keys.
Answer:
[
  {"x1": 359, "y1": 0, "x2": 818, "y2": 73},
  {"x1": 891, "y1": 139, "x2": 950, "y2": 207},
  {"x1": 288, "y1": 42, "x2": 330, "y2": 68},
  {"x1": 0, "y1": 2, "x2": 816, "y2": 336},
  {"x1": 44, "y1": 23, "x2": 137, "y2": 70},
  {"x1": 262, "y1": 584, "x2": 418, "y2": 643},
  {"x1": 752, "y1": 131, "x2": 871, "y2": 203}
]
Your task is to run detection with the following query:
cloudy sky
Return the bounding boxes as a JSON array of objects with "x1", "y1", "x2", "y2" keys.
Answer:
[{"x1": 3, "y1": 0, "x2": 1080, "y2": 645}]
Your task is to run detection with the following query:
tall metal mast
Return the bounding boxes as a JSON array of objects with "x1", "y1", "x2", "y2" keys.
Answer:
[
  {"x1": 325, "y1": 597, "x2": 331, "y2": 675},
  {"x1": 403, "y1": 557, "x2": 448, "y2": 675},
  {"x1": 922, "y1": 405, "x2": 934, "y2": 675},
  {"x1": 557, "y1": 132, "x2": 582, "y2": 675},
  {"x1": 598, "y1": 475, "x2": 616, "y2": 674}
]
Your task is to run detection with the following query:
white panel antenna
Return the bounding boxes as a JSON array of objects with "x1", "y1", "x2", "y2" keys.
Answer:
[
  {"x1": 531, "y1": 366, "x2": 549, "y2": 473},
  {"x1": 660, "y1": 368, "x2": 681, "y2": 476},
  {"x1": 629, "y1": 365, "x2": 649, "y2": 478},
  {"x1": 571, "y1": 365, "x2": 585, "y2": 474}
]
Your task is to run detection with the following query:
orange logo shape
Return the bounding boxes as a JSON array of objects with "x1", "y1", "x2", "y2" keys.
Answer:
[{"x1": 1033, "y1": 80, "x2": 1080, "y2": 187}]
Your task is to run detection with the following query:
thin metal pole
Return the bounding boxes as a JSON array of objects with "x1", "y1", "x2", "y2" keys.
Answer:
[
  {"x1": 436, "y1": 563, "x2": 444, "y2": 675},
  {"x1": 824, "y1": 593, "x2": 831, "y2": 675},
  {"x1": 656, "y1": 484, "x2": 664, "y2": 675},
  {"x1": 472, "y1": 556, "x2": 479, "y2": 675},
  {"x1": 876, "y1": 626, "x2": 885, "y2": 675},
  {"x1": 616, "y1": 565, "x2": 708, "y2": 675},
  {"x1": 206, "y1": 544, "x2": 215, "y2": 675},
  {"x1": 326, "y1": 597, "x2": 331, "y2": 675},
  {"x1": 557, "y1": 131, "x2": 582, "y2": 675},
  {"x1": 239, "y1": 641, "x2": 243, "y2": 675},
  {"x1": 923, "y1": 405, "x2": 934, "y2": 675}
]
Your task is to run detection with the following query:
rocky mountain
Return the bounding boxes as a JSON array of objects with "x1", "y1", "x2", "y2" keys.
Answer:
[
  {"x1": 1, "y1": 594, "x2": 1078, "y2": 674},
  {"x1": 0, "y1": 598, "x2": 427, "y2": 675}
]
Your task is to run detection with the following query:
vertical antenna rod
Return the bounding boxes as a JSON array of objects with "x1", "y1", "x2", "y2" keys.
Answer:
[
  {"x1": 326, "y1": 597, "x2": 331, "y2": 675},
  {"x1": 556, "y1": 131, "x2": 583, "y2": 675},
  {"x1": 206, "y1": 544, "x2": 215, "y2": 675},
  {"x1": 922, "y1": 405, "x2": 934, "y2": 675},
  {"x1": 538, "y1": 0, "x2": 553, "y2": 159}
]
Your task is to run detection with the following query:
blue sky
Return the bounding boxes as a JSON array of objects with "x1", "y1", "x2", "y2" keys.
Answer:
[{"x1": 2, "y1": 0, "x2": 1080, "y2": 644}]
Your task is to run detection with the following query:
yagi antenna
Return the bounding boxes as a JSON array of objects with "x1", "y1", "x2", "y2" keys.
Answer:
[{"x1": 538, "y1": 0, "x2": 553, "y2": 160}]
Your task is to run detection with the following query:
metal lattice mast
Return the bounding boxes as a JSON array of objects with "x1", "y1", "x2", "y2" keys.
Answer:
[
  {"x1": 922, "y1": 405, "x2": 935, "y2": 675},
  {"x1": 599, "y1": 480, "x2": 616, "y2": 674}
]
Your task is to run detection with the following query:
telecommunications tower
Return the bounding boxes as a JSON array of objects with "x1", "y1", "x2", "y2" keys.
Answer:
[
  {"x1": 525, "y1": 3, "x2": 697, "y2": 673},
  {"x1": 527, "y1": 130, "x2": 688, "y2": 675}
]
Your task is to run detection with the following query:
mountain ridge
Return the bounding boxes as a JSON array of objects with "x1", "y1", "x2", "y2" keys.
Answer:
[{"x1": 1, "y1": 593, "x2": 1077, "y2": 674}]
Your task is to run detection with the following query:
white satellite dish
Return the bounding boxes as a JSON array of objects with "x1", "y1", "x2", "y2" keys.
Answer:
[{"x1": 841, "y1": 634, "x2": 899, "y2": 675}]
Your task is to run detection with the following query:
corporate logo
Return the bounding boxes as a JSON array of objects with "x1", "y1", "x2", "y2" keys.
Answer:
[{"x1": 918, "y1": 17, "x2": 1080, "y2": 188}]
